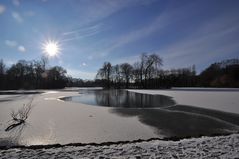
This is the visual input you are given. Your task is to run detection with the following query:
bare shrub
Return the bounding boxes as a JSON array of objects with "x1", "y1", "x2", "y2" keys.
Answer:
[{"x1": 5, "y1": 98, "x2": 33, "y2": 131}]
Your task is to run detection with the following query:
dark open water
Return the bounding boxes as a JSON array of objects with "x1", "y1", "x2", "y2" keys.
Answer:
[{"x1": 61, "y1": 89, "x2": 239, "y2": 139}]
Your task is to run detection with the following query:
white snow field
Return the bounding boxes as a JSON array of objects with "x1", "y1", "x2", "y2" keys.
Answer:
[{"x1": 0, "y1": 134, "x2": 238, "y2": 158}]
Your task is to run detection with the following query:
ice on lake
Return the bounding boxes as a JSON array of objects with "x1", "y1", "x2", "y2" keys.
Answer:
[{"x1": 0, "y1": 88, "x2": 239, "y2": 147}]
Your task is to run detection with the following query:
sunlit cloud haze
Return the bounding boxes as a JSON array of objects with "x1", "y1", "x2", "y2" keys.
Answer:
[
  {"x1": 0, "y1": 0, "x2": 239, "y2": 79},
  {"x1": 18, "y1": 45, "x2": 26, "y2": 52},
  {"x1": 0, "y1": 4, "x2": 6, "y2": 14}
]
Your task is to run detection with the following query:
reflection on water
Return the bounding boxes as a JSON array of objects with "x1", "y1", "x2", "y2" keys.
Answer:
[
  {"x1": 62, "y1": 89, "x2": 176, "y2": 108},
  {"x1": 62, "y1": 89, "x2": 239, "y2": 139}
]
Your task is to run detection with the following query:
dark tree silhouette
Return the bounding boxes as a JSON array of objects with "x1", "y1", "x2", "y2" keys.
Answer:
[
  {"x1": 0, "y1": 56, "x2": 238, "y2": 90},
  {"x1": 47, "y1": 66, "x2": 67, "y2": 89},
  {"x1": 199, "y1": 59, "x2": 239, "y2": 87},
  {"x1": 112, "y1": 64, "x2": 121, "y2": 88},
  {"x1": 0, "y1": 58, "x2": 68, "y2": 90},
  {"x1": 131, "y1": 53, "x2": 163, "y2": 88},
  {"x1": 95, "y1": 53, "x2": 163, "y2": 89},
  {"x1": 120, "y1": 63, "x2": 133, "y2": 88},
  {"x1": 96, "y1": 62, "x2": 113, "y2": 88},
  {"x1": 0, "y1": 59, "x2": 6, "y2": 89}
]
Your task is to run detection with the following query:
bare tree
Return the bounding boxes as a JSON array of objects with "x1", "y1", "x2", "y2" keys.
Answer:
[
  {"x1": 144, "y1": 54, "x2": 163, "y2": 80},
  {"x1": 0, "y1": 59, "x2": 5, "y2": 75},
  {"x1": 120, "y1": 63, "x2": 133, "y2": 88},
  {"x1": 140, "y1": 53, "x2": 147, "y2": 86},
  {"x1": 0, "y1": 59, "x2": 6, "y2": 89},
  {"x1": 40, "y1": 55, "x2": 48, "y2": 71},
  {"x1": 96, "y1": 62, "x2": 112, "y2": 88},
  {"x1": 136, "y1": 53, "x2": 163, "y2": 88},
  {"x1": 112, "y1": 64, "x2": 121, "y2": 88},
  {"x1": 132, "y1": 62, "x2": 141, "y2": 86}
]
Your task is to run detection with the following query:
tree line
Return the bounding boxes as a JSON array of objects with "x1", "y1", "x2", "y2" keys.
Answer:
[
  {"x1": 95, "y1": 53, "x2": 196, "y2": 89},
  {"x1": 0, "y1": 54, "x2": 238, "y2": 90},
  {"x1": 95, "y1": 54, "x2": 239, "y2": 88},
  {"x1": 199, "y1": 59, "x2": 239, "y2": 87},
  {"x1": 0, "y1": 57, "x2": 68, "y2": 89}
]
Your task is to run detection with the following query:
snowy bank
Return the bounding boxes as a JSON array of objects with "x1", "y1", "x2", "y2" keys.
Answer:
[
  {"x1": 128, "y1": 88, "x2": 239, "y2": 114},
  {"x1": 0, "y1": 134, "x2": 239, "y2": 158}
]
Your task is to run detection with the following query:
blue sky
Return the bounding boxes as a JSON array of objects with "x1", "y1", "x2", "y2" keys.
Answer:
[{"x1": 0, "y1": 0, "x2": 239, "y2": 79}]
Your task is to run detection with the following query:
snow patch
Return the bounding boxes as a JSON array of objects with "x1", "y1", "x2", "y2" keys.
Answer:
[{"x1": 0, "y1": 134, "x2": 238, "y2": 158}]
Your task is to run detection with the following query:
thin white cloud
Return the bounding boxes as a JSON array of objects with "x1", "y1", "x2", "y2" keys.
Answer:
[
  {"x1": 5, "y1": 40, "x2": 17, "y2": 47},
  {"x1": 155, "y1": 15, "x2": 239, "y2": 70},
  {"x1": 18, "y1": 45, "x2": 26, "y2": 52},
  {"x1": 73, "y1": 0, "x2": 153, "y2": 25},
  {"x1": 88, "y1": 2, "x2": 239, "y2": 73},
  {"x1": 5, "y1": 40, "x2": 27, "y2": 53},
  {"x1": 0, "y1": 4, "x2": 6, "y2": 14},
  {"x1": 12, "y1": 11, "x2": 23, "y2": 23},
  {"x1": 63, "y1": 23, "x2": 103, "y2": 36},
  {"x1": 12, "y1": 0, "x2": 20, "y2": 6},
  {"x1": 61, "y1": 23, "x2": 104, "y2": 42},
  {"x1": 63, "y1": 0, "x2": 156, "y2": 36},
  {"x1": 111, "y1": 55, "x2": 140, "y2": 65},
  {"x1": 101, "y1": 16, "x2": 164, "y2": 55},
  {"x1": 81, "y1": 62, "x2": 87, "y2": 66},
  {"x1": 93, "y1": 4, "x2": 193, "y2": 58}
]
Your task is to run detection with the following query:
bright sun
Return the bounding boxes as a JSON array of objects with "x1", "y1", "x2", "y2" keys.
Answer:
[{"x1": 42, "y1": 40, "x2": 60, "y2": 57}]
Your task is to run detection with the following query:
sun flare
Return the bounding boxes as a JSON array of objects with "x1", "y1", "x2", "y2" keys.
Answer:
[{"x1": 42, "y1": 40, "x2": 60, "y2": 57}]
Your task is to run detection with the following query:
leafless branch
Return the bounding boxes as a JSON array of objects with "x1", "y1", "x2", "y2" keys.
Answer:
[{"x1": 5, "y1": 98, "x2": 33, "y2": 131}]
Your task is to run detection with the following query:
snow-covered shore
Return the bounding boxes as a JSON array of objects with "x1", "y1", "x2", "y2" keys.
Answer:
[
  {"x1": 0, "y1": 134, "x2": 238, "y2": 158},
  {"x1": 128, "y1": 88, "x2": 239, "y2": 114}
]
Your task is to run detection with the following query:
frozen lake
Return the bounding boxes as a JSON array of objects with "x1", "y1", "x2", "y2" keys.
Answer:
[
  {"x1": 0, "y1": 88, "x2": 239, "y2": 147},
  {"x1": 61, "y1": 89, "x2": 176, "y2": 108}
]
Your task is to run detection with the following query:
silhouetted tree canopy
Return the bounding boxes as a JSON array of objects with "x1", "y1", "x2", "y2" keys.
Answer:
[
  {"x1": 96, "y1": 62, "x2": 112, "y2": 88},
  {"x1": 199, "y1": 59, "x2": 239, "y2": 87},
  {"x1": 0, "y1": 58, "x2": 68, "y2": 89},
  {"x1": 96, "y1": 53, "x2": 164, "y2": 88},
  {"x1": 0, "y1": 56, "x2": 238, "y2": 90},
  {"x1": 95, "y1": 54, "x2": 239, "y2": 89},
  {"x1": 120, "y1": 63, "x2": 133, "y2": 88}
]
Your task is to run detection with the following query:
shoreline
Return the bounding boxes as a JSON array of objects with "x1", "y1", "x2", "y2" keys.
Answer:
[
  {"x1": 0, "y1": 133, "x2": 235, "y2": 150},
  {"x1": 1, "y1": 133, "x2": 238, "y2": 158}
]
